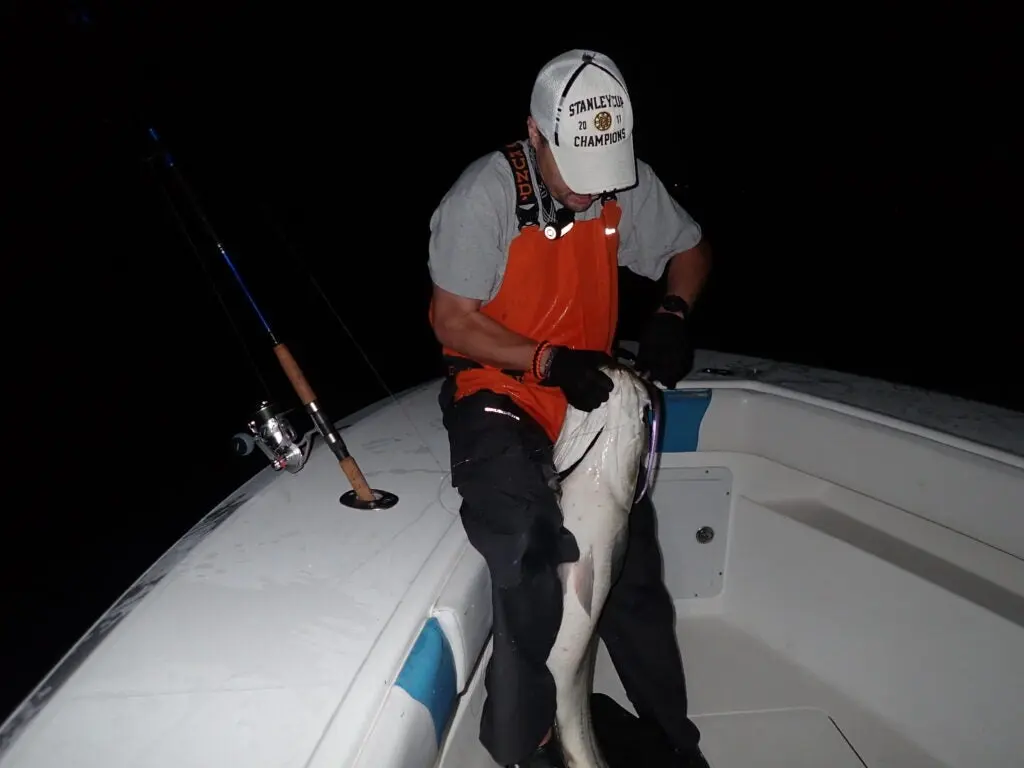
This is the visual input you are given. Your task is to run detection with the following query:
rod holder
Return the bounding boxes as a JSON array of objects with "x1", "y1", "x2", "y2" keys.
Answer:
[{"x1": 272, "y1": 343, "x2": 398, "y2": 510}]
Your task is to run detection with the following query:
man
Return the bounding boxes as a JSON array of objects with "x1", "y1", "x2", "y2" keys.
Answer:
[{"x1": 427, "y1": 49, "x2": 712, "y2": 768}]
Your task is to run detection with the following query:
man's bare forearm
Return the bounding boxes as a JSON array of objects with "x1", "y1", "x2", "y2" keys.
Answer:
[
  {"x1": 664, "y1": 238, "x2": 712, "y2": 309},
  {"x1": 436, "y1": 310, "x2": 541, "y2": 372}
]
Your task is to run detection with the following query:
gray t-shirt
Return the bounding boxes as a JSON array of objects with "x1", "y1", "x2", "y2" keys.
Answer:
[{"x1": 428, "y1": 140, "x2": 703, "y2": 303}]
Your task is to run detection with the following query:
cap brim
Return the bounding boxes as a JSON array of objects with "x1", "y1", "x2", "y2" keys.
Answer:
[{"x1": 550, "y1": 134, "x2": 637, "y2": 196}]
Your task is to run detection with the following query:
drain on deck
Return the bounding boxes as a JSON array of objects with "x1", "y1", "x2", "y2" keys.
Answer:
[{"x1": 696, "y1": 526, "x2": 715, "y2": 543}]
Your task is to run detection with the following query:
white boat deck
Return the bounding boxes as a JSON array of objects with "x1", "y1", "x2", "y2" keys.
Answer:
[{"x1": 596, "y1": 616, "x2": 918, "y2": 768}]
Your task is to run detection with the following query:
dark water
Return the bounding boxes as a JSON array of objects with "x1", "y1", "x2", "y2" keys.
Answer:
[{"x1": 2, "y1": 4, "x2": 1019, "y2": 726}]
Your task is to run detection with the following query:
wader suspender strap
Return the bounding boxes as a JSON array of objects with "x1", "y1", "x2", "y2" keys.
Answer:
[
  {"x1": 441, "y1": 142, "x2": 547, "y2": 382},
  {"x1": 498, "y1": 141, "x2": 547, "y2": 231},
  {"x1": 498, "y1": 139, "x2": 619, "y2": 225}
]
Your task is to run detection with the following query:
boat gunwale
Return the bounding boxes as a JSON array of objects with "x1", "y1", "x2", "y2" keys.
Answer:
[{"x1": 671, "y1": 378, "x2": 1024, "y2": 469}]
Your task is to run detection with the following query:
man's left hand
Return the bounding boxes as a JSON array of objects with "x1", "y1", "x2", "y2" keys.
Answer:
[{"x1": 636, "y1": 311, "x2": 694, "y2": 388}]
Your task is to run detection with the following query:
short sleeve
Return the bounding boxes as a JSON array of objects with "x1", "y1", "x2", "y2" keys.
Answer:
[
  {"x1": 617, "y1": 160, "x2": 703, "y2": 281},
  {"x1": 427, "y1": 153, "x2": 514, "y2": 302}
]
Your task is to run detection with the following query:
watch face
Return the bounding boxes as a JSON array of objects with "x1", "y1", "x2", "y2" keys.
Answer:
[{"x1": 663, "y1": 295, "x2": 688, "y2": 314}]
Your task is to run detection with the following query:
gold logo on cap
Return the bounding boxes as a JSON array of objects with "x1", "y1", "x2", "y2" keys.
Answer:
[{"x1": 594, "y1": 111, "x2": 612, "y2": 132}]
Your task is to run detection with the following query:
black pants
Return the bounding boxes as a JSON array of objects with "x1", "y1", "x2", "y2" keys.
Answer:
[{"x1": 440, "y1": 383, "x2": 702, "y2": 765}]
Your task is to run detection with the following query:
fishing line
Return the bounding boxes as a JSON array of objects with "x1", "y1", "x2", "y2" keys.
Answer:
[
  {"x1": 148, "y1": 163, "x2": 272, "y2": 399},
  {"x1": 147, "y1": 129, "x2": 276, "y2": 342},
  {"x1": 257, "y1": 200, "x2": 397, "y2": 401}
]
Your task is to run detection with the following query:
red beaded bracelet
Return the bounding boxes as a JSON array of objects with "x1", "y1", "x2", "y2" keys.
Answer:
[{"x1": 532, "y1": 341, "x2": 552, "y2": 380}]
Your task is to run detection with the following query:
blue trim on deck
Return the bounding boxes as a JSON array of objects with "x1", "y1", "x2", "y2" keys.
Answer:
[
  {"x1": 659, "y1": 389, "x2": 712, "y2": 453},
  {"x1": 394, "y1": 617, "x2": 458, "y2": 745}
]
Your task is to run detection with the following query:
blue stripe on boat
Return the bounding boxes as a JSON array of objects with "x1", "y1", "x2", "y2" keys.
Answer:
[
  {"x1": 394, "y1": 616, "x2": 458, "y2": 745},
  {"x1": 660, "y1": 389, "x2": 712, "y2": 453}
]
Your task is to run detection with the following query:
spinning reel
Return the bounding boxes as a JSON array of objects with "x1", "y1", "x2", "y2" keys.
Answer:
[{"x1": 231, "y1": 400, "x2": 312, "y2": 474}]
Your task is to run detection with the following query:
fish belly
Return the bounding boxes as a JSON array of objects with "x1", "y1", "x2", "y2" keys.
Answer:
[{"x1": 547, "y1": 480, "x2": 630, "y2": 768}]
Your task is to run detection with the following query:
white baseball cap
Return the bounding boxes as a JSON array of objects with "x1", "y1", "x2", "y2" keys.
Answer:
[{"x1": 530, "y1": 50, "x2": 636, "y2": 195}]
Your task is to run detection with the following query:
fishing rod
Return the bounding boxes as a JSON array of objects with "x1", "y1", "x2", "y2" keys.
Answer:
[
  {"x1": 62, "y1": 3, "x2": 395, "y2": 508},
  {"x1": 146, "y1": 127, "x2": 397, "y2": 511}
]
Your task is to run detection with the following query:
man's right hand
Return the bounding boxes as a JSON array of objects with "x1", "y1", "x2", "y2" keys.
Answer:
[{"x1": 539, "y1": 346, "x2": 615, "y2": 411}]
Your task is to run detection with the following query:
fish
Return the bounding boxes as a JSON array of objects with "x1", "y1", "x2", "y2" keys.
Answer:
[{"x1": 546, "y1": 363, "x2": 658, "y2": 768}]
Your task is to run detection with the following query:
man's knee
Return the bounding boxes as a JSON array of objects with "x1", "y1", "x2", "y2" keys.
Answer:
[{"x1": 459, "y1": 479, "x2": 576, "y2": 590}]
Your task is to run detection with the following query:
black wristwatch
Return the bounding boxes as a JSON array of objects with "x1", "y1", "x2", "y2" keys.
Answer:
[{"x1": 660, "y1": 294, "x2": 690, "y2": 318}]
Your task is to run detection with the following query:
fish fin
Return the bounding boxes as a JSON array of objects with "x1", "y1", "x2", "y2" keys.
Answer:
[
  {"x1": 573, "y1": 548, "x2": 595, "y2": 618},
  {"x1": 610, "y1": 529, "x2": 629, "y2": 582},
  {"x1": 558, "y1": 562, "x2": 571, "y2": 599}
]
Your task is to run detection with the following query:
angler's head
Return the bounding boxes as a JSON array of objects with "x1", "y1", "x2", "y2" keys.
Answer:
[{"x1": 527, "y1": 49, "x2": 637, "y2": 213}]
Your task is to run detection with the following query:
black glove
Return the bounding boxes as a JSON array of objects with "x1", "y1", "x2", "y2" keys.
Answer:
[
  {"x1": 540, "y1": 346, "x2": 615, "y2": 411},
  {"x1": 636, "y1": 311, "x2": 694, "y2": 387}
]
